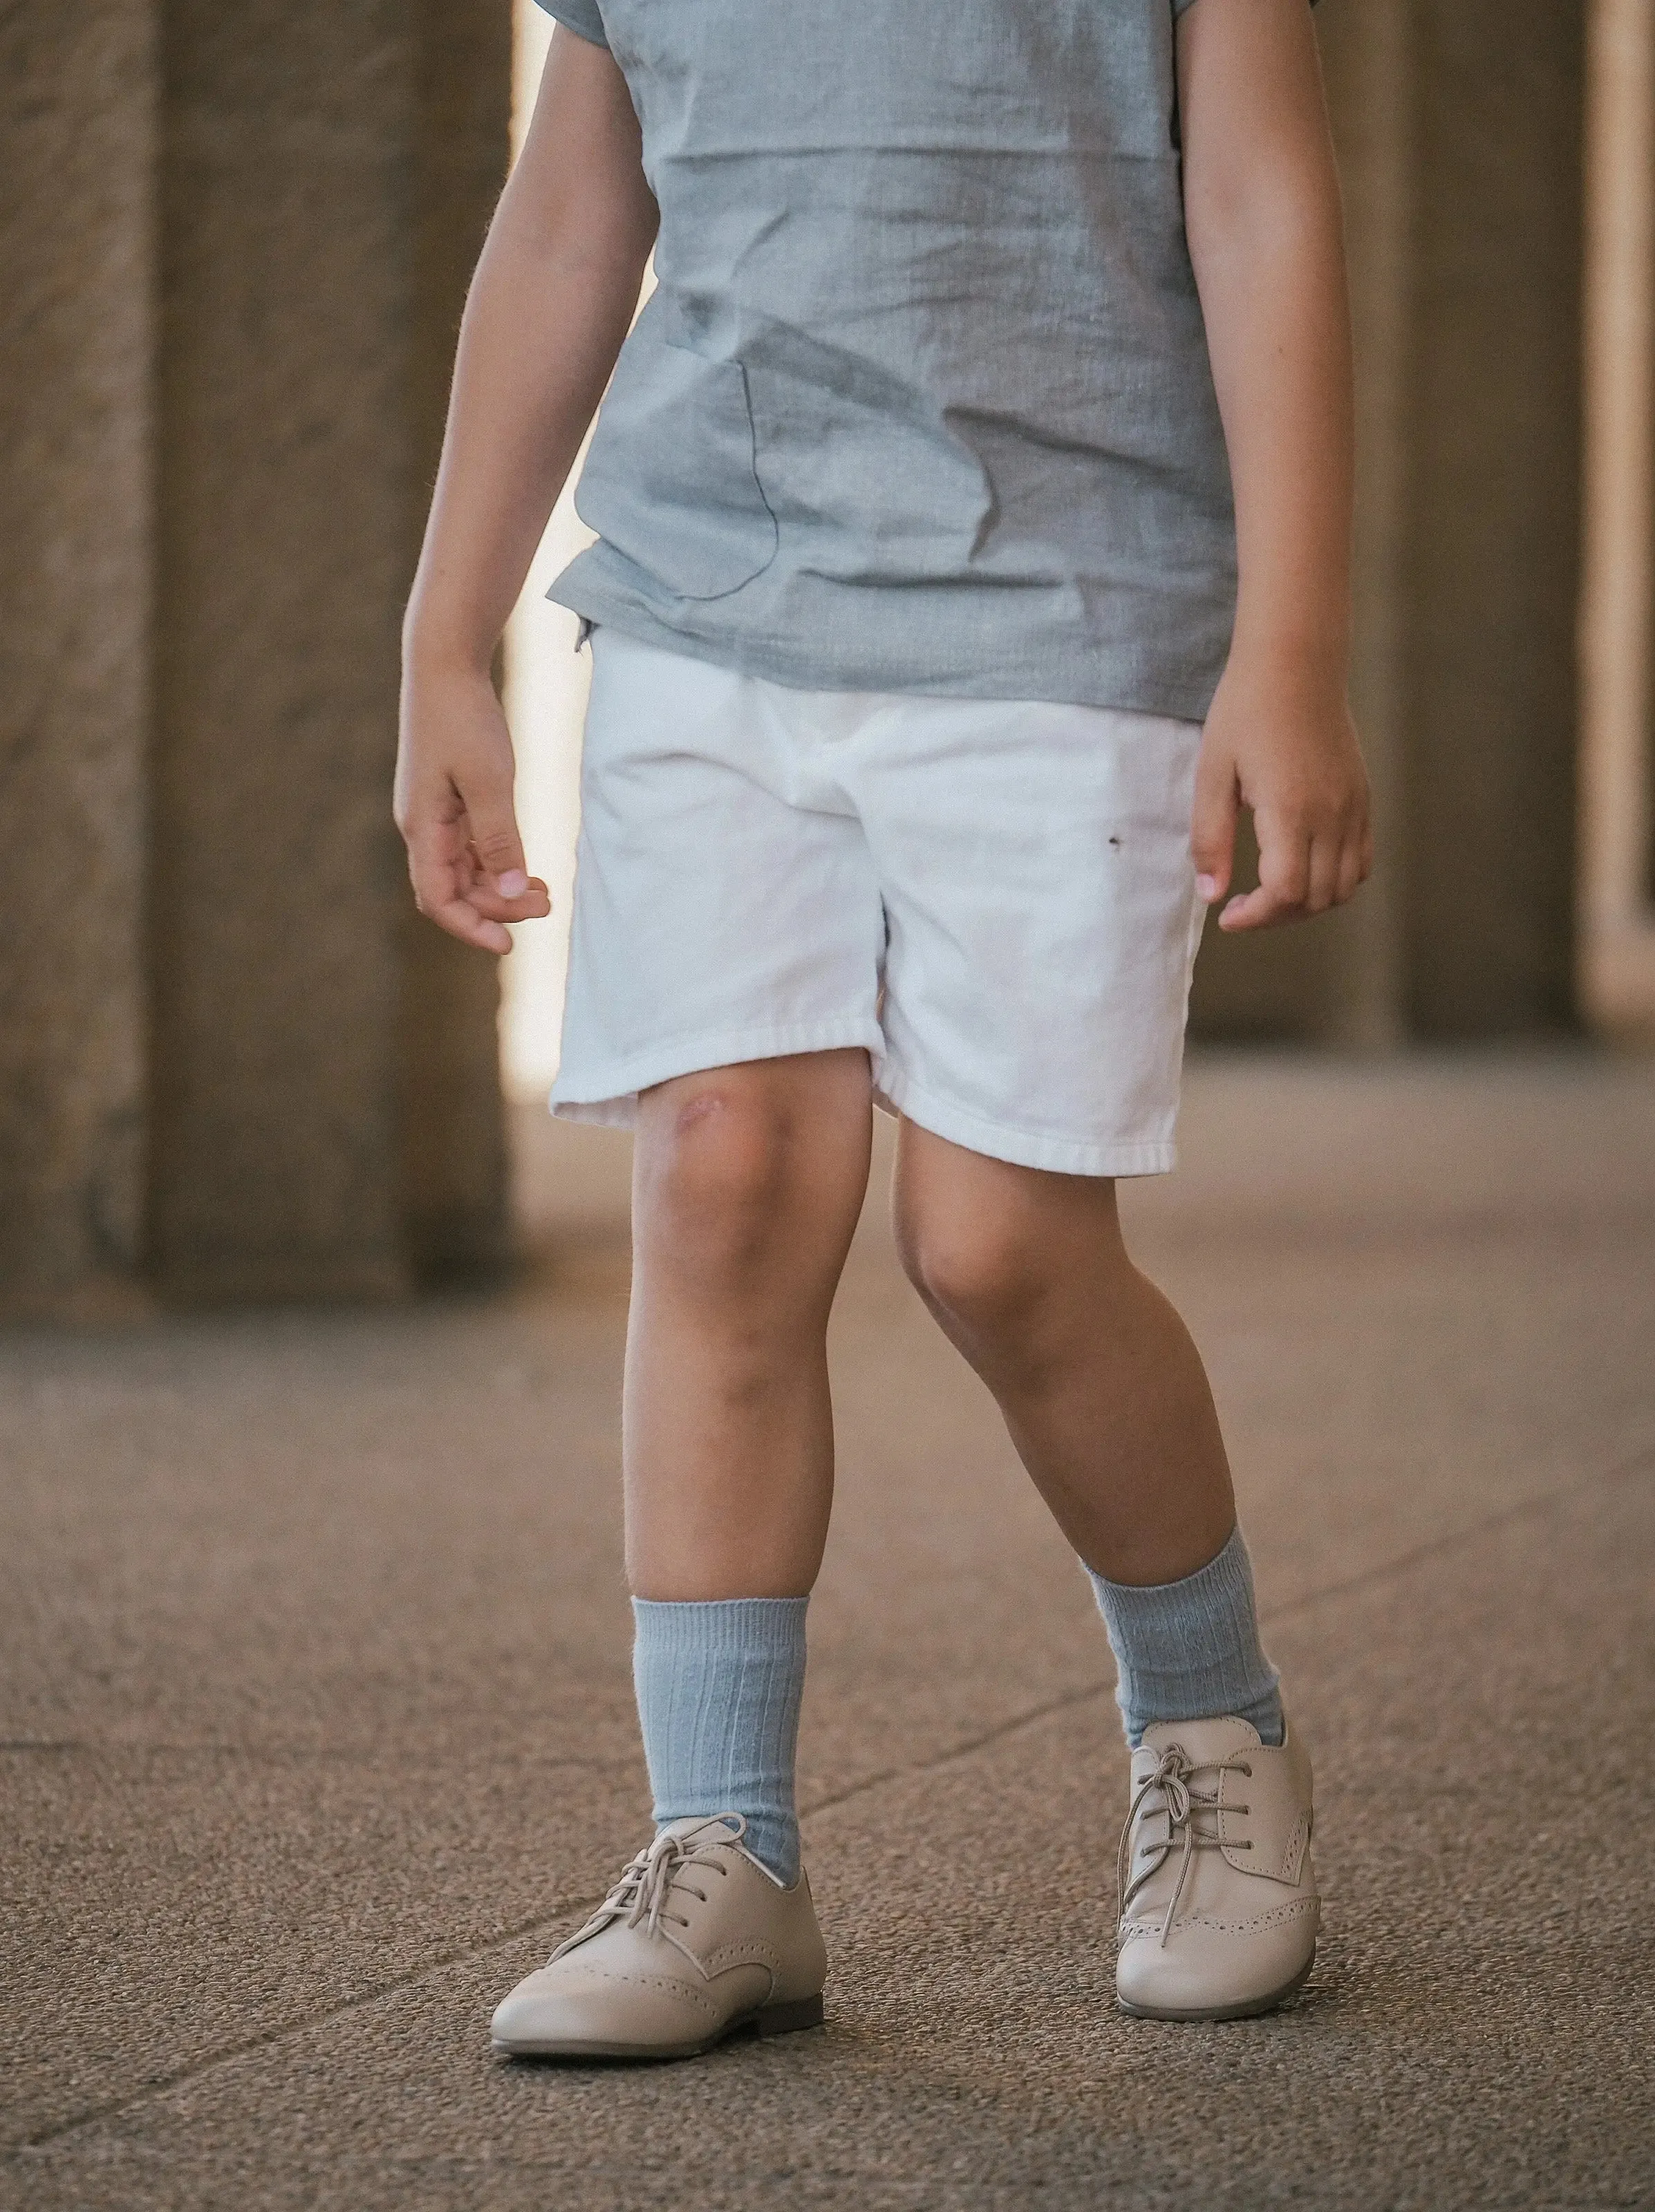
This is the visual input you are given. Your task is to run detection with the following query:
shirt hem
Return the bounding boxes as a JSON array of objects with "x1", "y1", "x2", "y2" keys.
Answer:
[{"x1": 548, "y1": 581, "x2": 1225, "y2": 724}]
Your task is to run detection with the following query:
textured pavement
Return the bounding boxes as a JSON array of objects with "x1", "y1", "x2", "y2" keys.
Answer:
[{"x1": 3, "y1": 1051, "x2": 1653, "y2": 2210}]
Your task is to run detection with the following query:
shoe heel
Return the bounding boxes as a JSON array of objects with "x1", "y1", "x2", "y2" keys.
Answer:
[{"x1": 754, "y1": 1992, "x2": 825, "y2": 2037}]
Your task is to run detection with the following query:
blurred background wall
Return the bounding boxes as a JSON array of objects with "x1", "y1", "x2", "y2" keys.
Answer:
[
  {"x1": 1, "y1": 0, "x2": 514, "y2": 1315},
  {"x1": 3, "y1": 0, "x2": 1652, "y2": 1318}
]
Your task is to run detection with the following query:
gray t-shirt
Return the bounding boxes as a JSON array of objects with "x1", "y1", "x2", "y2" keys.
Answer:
[{"x1": 537, "y1": 0, "x2": 1232, "y2": 719}]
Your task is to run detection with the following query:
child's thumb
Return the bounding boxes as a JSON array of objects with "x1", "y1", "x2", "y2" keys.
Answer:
[
  {"x1": 467, "y1": 794, "x2": 530, "y2": 899},
  {"x1": 1190, "y1": 748, "x2": 1237, "y2": 906}
]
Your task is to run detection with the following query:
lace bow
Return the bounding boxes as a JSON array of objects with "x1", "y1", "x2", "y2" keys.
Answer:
[{"x1": 551, "y1": 1817, "x2": 739, "y2": 1960}]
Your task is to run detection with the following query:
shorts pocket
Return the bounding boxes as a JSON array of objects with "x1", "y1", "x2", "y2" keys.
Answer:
[{"x1": 574, "y1": 332, "x2": 778, "y2": 602}]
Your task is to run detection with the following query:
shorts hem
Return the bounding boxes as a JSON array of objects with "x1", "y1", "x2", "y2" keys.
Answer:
[
  {"x1": 551, "y1": 1014, "x2": 885, "y2": 1127},
  {"x1": 875, "y1": 1065, "x2": 1178, "y2": 1179}
]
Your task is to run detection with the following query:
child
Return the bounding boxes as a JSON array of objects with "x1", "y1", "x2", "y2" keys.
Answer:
[{"x1": 396, "y1": 0, "x2": 1370, "y2": 2050}]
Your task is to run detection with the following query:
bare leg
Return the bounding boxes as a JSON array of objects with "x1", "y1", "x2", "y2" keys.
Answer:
[
  {"x1": 625, "y1": 1049, "x2": 873, "y2": 1600},
  {"x1": 892, "y1": 1121, "x2": 1235, "y2": 1586}
]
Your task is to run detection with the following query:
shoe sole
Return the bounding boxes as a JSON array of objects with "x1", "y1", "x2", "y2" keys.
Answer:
[
  {"x1": 1116, "y1": 1950, "x2": 1315, "y2": 2024},
  {"x1": 492, "y1": 1991, "x2": 825, "y2": 2063}
]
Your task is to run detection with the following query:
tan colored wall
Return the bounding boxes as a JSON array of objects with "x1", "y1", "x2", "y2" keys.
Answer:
[
  {"x1": 1580, "y1": 0, "x2": 1655, "y2": 1033},
  {"x1": 1191, "y1": 0, "x2": 1584, "y2": 1043},
  {"x1": 1, "y1": 0, "x2": 512, "y2": 1314},
  {"x1": 401, "y1": 0, "x2": 520, "y2": 1276},
  {"x1": 1401, "y1": 3, "x2": 1583, "y2": 1033},
  {"x1": 0, "y1": 2, "x2": 156, "y2": 1313},
  {"x1": 147, "y1": 1, "x2": 420, "y2": 1300}
]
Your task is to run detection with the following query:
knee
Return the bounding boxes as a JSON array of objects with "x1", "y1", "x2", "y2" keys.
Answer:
[
  {"x1": 641, "y1": 1076, "x2": 791, "y2": 1256},
  {"x1": 635, "y1": 1068, "x2": 821, "y2": 1293},
  {"x1": 895, "y1": 1194, "x2": 1051, "y2": 1355},
  {"x1": 895, "y1": 1164, "x2": 1129, "y2": 1385}
]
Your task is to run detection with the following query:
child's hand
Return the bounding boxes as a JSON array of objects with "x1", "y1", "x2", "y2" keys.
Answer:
[
  {"x1": 394, "y1": 666, "x2": 552, "y2": 955},
  {"x1": 1190, "y1": 652, "x2": 1372, "y2": 932}
]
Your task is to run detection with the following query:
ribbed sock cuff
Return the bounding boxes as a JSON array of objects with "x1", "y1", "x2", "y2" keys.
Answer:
[
  {"x1": 1086, "y1": 1525, "x2": 1283, "y2": 1749},
  {"x1": 631, "y1": 1595, "x2": 808, "y2": 1884}
]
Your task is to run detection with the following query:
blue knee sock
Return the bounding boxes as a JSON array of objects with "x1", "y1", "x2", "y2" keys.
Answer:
[
  {"x1": 631, "y1": 1596, "x2": 808, "y2": 1884},
  {"x1": 1085, "y1": 1524, "x2": 1284, "y2": 1747}
]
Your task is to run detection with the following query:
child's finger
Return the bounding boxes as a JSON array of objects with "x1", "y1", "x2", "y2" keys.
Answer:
[
  {"x1": 1189, "y1": 742, "x2": 1238, "y2": 904},
  {"x1": 1218, "y1": 885, "x2": 1289, "y2": 930},
  {"x1": 1334, "y1": 832, "x2": 1367, "y2": 907},
  {"x1": 409, "y1": 859, "x2": 513, "y2": 952},
  {"x1": 1305, "y1": 828, "x2": 1342, "y2": 914},
  {"x1": 404, "y1": 814, "x2": 509, "y2": 951},
  {"x1": 461, "y1": 781, "x2": 532, "y2": 899},
  {"x1": 404, "y1": 818, "x2": 456, "y2": 919},
  {"x1": 1218, "y1": 828, "x2": 1310, "y2": 931},
  {"x1": 422, "y1": 894, "x2": 514, "y2": 955},
  {"x1": 471, "y1": 874, "x2": 553, "y2": 922}
]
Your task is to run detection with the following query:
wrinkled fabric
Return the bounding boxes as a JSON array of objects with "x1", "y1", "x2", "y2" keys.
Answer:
[
  {"x1": 1087, "y1": 1525, "x2": 1284, "y2": 1749},
  {"x1": 552, "y1": 628, "x2": 1206, "y2": 1177},
  {"x1": 632, "y1": 1597, "x2": 809, "y2": 1885},
  {"x1": 536, "y1": 0, "x2": 1234, "y2": 719}
]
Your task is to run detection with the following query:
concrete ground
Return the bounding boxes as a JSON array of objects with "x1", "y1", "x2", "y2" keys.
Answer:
[{"x1": 3, "y1": 1051, "x2": 1653, "y2": 2211}]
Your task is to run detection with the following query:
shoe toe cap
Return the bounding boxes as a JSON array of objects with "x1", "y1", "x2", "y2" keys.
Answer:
[
  {"x1": 1116, "y1": 1900, "x2": 1318, "y2": 2019},
  {"x1": 490, "y1": 1961, "x2": 726, "y2": 2054},
  {"x1": 490, "y1": 1970, "x2": 581, "y2": 2051}
]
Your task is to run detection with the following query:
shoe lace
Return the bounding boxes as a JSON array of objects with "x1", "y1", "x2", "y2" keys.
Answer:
[
  {"x1": 1116, "y1": 1743, "x2": 1253, "y2": 1949},
  {"x1": 551, "y1": 1818, "x2": 738, "y2": 1960}
]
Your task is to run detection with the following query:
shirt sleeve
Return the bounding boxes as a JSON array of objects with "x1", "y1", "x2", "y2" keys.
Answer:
[{"x1": 533, "y1": 0, "x2": 609, "y2": 48}]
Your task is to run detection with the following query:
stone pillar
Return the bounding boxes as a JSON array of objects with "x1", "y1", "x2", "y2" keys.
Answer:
[
  {"x1": 0, "y1": 2, "x2": 156, "y2": 1316},
  {"x1": 1580, "y1": 0, "x2": 1655, "y2": 1035},
  {"x1": 399, "y1": 0, "x2": 517, "y2": 1280},
  {"x1": 147, "y1": 0, "x2": 512, "y2": 1301},
  {"x1": 1191, "y1": 0, "x2": 1584, "y2": 1042},
  {"x1": 1398, "y1": 2, "x2": 1584, "y2": 1034}
]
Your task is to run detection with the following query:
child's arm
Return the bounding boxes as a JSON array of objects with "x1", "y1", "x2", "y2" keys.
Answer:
[
  {"x1": 396, "y1": 29, "x2": 657, "y2": 952},
  {"x1": 1177, "y1": 0, "x2": 1372, "y2": 931}
]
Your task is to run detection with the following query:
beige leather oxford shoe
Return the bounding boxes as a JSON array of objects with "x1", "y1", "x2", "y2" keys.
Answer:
[
  {"x1": 1115, "y1": 1714, "x2": 1319, "y2": 2022},
  {"x1": 490, "y1": 1816, "x2": 828, "y2": 2060}
]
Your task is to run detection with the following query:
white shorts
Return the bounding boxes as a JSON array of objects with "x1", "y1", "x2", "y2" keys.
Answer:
[{"x1": 552, "y1": 629, "x2": 1206, "y2": 1177}]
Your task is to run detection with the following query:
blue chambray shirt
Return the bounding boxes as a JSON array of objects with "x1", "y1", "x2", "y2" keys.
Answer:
[{"x1": 536, "y1": 0, "x2": 1235, "y2": 720}]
